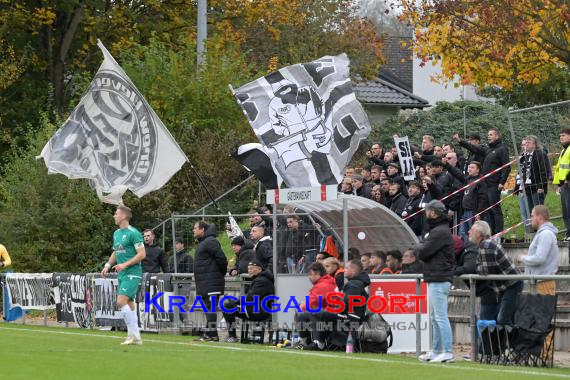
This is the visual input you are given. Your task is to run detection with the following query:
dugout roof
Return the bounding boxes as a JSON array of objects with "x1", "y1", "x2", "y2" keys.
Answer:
[{"x1": 294, "y1": 195, "x2": 419, "y2": 254}]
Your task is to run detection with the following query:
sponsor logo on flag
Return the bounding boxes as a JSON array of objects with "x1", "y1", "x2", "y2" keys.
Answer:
[{"x1": 39, "y1": 40, "x2": 187, "y2": 204}]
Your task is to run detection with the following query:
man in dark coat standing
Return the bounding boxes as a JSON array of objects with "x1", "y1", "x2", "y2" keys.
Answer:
[
  {"x1": 142, "y1": 229, "x2": 168, "y2": 273},
  {"x1": 193, "y1": 221, "x2": 228, "y2": 341},
  {"x1": 416, "y1": 200, "x2": 455, "y2": 363}
]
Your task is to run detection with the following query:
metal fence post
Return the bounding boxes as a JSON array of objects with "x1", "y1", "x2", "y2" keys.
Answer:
[
  {"x1": 415, "y1": 277, "x2": 421, "y2": 357},
  {"x1": 342, "y1": 197, "x2": 348, "y2": 263},
  {"x1": 272, "y1": 205, "x2": 278, "y2": 276},
  {"x1": 171, "y1": 214, "x2": 177, "y2": 274},
  {"x1": 469, "y1": 277, "x2": 478, "y2": 362}
]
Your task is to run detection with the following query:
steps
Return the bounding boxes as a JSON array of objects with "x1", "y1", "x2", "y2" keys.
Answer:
[{"x1": 448, "y1": 286, "x2": 570, "y2": 350}]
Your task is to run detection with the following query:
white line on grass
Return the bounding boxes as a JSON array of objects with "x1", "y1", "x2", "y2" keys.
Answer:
[{"x1": 1, "y1": 326, "x2": 569, "y2": 378}]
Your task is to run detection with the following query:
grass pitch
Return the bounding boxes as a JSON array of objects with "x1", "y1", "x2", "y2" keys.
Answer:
[{"x1": 1, "y1": 324, "x2": 569, "y2": 380}]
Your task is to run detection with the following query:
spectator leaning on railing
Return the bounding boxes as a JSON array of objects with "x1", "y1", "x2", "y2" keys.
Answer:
[{"x1": 470, "y1": 220, "x2": 523, "y2": 326}]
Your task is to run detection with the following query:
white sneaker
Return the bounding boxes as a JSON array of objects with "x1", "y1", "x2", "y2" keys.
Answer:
[
  {"x1": 121, "y1": 336, "x2": 143, "y2": 346},
  {"x1": 419, "y1": 351, "x2": 437, "y2": 362},
  {"x1": 430, "y1": 352, "x2": 455, "y2": 363}
]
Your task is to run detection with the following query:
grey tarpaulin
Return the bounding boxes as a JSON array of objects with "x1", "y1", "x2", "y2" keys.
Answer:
[{"x1": 293, "y1": 195, "x2": 419, "y2": 253}]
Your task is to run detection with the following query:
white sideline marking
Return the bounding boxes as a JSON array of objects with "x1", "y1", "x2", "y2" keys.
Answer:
[{"x1": 1, "y1": 326, "x2": 569, "y2": 378}]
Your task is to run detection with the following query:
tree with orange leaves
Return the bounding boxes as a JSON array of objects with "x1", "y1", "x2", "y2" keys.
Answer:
[{"x1": 398, "y1": 0, "x2": 570, "y2": 88}]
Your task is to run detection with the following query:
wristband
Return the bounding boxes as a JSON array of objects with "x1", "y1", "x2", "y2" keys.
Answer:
[{"x1": 104, "y1": 262, "x2": 112, "y2": 269}]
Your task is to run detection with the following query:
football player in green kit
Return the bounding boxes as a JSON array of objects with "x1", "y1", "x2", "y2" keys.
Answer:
[{"x1": 101, "y1": 205, "x2": 146, "y2": 345}]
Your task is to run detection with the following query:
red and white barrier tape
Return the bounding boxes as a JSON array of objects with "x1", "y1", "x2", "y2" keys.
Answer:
[
  {"x1": 451, "y1": 191, "x2": 517, "y2": 230},
  {"x1": 403, "y1": 157, "x2": 518, "y2": 221},
  {"x1": 491, "y1": 219, "x2": 529, "y2": 240}
]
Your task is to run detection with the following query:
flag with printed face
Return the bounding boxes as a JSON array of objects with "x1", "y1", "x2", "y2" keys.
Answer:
[
  {"x1": 232, "y1": 54, "x2": 371, "y2": 187},
  {"x1": 39, "y1": 40, "x2": 187, "y2": 204}
]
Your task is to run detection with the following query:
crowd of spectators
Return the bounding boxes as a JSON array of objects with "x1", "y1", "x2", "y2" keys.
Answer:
[{"x1": 340, "y1": 130, "x2": 552, "y2": 242}]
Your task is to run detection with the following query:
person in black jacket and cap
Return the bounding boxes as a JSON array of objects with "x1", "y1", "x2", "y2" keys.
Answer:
[
  {"x1": 168, "y1": 238, "x2": 194, "y2": 273},
  {"x1": 416, "y1": 200, "x2": 455, "y2": 363},
  {"x1": 193, "y1": 221, "x2": 228, "y2": 342},
  {"x1": 229, "y1": 236, "x2": 255, "y2": 276},
  {"x1": 222, "y1": 258, "x2": 275, "y2": 343}
]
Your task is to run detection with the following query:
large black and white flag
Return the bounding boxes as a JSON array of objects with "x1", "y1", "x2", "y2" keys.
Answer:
[
  {"x1": 231, "y1": 143, "x2": 281, "y2": 189},
  {"x1": 39, "y1": 40, "x2": 188, "y2": 204},
  {"x1": 232, "y1": 54, "x2": 371, "y2": 187}
]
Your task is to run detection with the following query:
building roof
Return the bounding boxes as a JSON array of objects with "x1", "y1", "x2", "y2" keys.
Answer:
[{"x1": 353, "y1": 75, "x2": 430, "y2": 108}]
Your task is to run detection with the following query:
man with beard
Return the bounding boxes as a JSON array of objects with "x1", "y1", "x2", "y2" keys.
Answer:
[
  {"x1": 389, "y1": 182, "x2": 407, "y2": 217},
  {"x1": 380, "y1": 179, "x2": 392, "y2": 208},
  {"x1": 402, "y1": 181, "x2": 425, "y2": 237},
  {"x1": 141, "y1": 229, "x2": 168, "y2": 273},
  {"x1": 415, "y1": 200, "x2": 455, "y2": 363}
]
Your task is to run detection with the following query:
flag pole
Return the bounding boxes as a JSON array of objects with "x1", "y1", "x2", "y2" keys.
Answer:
[{"x1": 187, "y1": 158, "x2": 223, "y2": 214}]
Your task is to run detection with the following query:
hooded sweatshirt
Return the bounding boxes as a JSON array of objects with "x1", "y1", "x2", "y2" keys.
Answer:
[{"x1": 524, "y1": 222, "x2": 559, "y2": 275}]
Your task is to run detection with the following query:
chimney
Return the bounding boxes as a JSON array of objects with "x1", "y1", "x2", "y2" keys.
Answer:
[{"x1": 380, "y1": 35, "x2": 413, "y2": 92}]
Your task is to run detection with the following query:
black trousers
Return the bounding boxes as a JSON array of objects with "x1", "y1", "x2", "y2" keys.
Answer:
[
  {"x1": 222, "y1": 299, "x2": 268, "y2": 338},
  {"x1": 295, "y1": 312, "x2": 314, "y2": 342},
  {"x1": 202, "y1": 294, "x2": 219, "y2": 337},
  {"x1": 486, "y1": 184, "x2": 504, "y2": 234},
  {"x1": 561, "y1": 183, "x2": 570, "y2": 238}
]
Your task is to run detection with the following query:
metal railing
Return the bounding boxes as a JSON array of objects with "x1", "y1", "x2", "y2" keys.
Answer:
[{"x1": 459, "y1": 274, "x2": 570, "y2": 362}]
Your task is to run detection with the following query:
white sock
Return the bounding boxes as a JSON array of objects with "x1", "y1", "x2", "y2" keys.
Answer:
[
  {"x1": 121, "y1": 305, "x2": 133, "y2": 336},
  {"x1": 128, "y1": 307, "x2": 141, "y2": 339}
]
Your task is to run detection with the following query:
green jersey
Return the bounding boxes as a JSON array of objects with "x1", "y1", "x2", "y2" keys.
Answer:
[{"x1": 113, "y1": 226, "x2": 144, "y2": 275}]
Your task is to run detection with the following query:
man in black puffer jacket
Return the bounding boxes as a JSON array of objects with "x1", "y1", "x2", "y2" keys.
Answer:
[
  {"x1": 193, "y1": 221, "x2": 228, "y2": 341},
  {"x1": 416, "y1": 200, "x2": 455, "y2": 363},
  {"x1": 222, "y1": 259, "x2": 275, "y2": 342}
]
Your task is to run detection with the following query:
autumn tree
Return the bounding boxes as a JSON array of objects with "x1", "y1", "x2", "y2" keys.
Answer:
[
  {"x1": 397, "y1": 0, "x2": 570, "y2": 88},
  {"x1": 209, "y1": 0, "x2": 383, "y2": 77}
]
